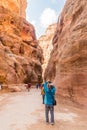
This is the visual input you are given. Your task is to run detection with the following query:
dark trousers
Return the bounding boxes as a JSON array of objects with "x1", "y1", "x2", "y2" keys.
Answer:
[{"x1": 45, "y1": 105, "x2": 54, "y2": 123}]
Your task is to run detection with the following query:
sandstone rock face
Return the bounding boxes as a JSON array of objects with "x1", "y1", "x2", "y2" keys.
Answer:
[
  {"x1": 0, "y1": 0, "x2": 27, "y2": 17},
  {"x1": 38, "y1": 24, "x2": 56, "y2": 77},
  {"x1": 44, "y1": 0, "x2": 87, "y2": 108},
  {"x1": 19, "y1": 0, "x2": 27, "y2": 18},
  {"x1": 0, "y1": 5, "x2": 43, "y2": 85}
]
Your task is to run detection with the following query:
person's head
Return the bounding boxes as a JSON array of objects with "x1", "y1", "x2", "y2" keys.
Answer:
[
  {"x1": 48, "y1": 81, "x2": 53, "y2": 88},
  {"x1": 48, "y1": 81, "x2": 52, "y2": 84}
]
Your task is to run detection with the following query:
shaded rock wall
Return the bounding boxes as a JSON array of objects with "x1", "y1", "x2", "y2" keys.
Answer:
[
  {"x1": 0, "y1": 4, "x2": 43, "y2": 84},
  {"x1": 38, "y1": 24, "x2": 56, "y2": 77},
  {"x1": 44, "y1": 0, "x2": 87, "y2": 107}
]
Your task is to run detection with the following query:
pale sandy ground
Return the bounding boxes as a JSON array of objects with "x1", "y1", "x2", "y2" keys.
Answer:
[{"x1": 0, "y1": 88, "x2": 87, "y2": 130}]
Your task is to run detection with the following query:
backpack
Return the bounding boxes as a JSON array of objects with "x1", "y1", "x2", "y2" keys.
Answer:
[{"x1": 41, "y1": 88, "x2": 45, "y2": 95}]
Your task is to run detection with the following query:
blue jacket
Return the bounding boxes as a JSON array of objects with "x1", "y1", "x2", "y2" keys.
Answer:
[{"x1": 44, "y1": 82, "x2": 56, "y2": 105}]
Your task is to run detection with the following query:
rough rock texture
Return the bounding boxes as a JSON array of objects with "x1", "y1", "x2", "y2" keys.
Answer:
[
  {"x1": 44, "y1": 0, "x2": 87, "y2": 108},
  {"x1": 19, "y1": 0, "x2": 27, "y2": 18},
  {"x1": 38, "y1": 24, "x2": 56, "y2": 77},
  {"x1": 0, "y1": 5, "x2": 43, "y2": 85},
  {"x1": 0, "y1": 0, "x2": 27, "y2": 17}
]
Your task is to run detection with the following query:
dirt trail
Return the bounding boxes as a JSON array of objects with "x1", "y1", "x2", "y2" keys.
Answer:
[{"x1": 0, "y1": 88, "x2": 87, "y2": 130}]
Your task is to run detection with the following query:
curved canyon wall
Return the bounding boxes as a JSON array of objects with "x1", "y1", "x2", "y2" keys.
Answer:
[
  {"x1": 44, "y1": 0, "x2": 87, "y2": 107},
  {"x1": 0, "y1": 1, "x2": 43, "y2": 85}
]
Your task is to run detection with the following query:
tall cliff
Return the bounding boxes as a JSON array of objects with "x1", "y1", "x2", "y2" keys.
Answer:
[
  {"x1": 0, "y1": 1, "x2": 43, "y2": 85},
  {"x1": 38, "y1": 24, "x2": 56, "y2": 77},
  {"x1": 44, "y1": 0, "x2": 87, "y2": 108}
]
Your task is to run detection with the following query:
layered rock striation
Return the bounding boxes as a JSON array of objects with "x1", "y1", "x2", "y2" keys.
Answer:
[
  {"x1": 0, "y1": 3, "x2": 43, "y2": 85},
  {"x1": 44, "y1": 0, "x2": 87, "y2": 107},
  {"x1": 38, "y1": 24, "x2": 56, "y2": 77}
]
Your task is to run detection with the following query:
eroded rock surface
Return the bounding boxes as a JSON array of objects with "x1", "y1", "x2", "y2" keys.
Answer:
[
  {"x1": 39, "y1": 24, "x2": 56, "y2": 77},
  {"x1": 0, "y1": 0, "x2": 27, "y2": 17},
  {"x1": 0, "y1": 3, "x2": 43, "y2": 86},
  {"x1": 44, "y1": 0, "x2": 87, "y2": 108}
]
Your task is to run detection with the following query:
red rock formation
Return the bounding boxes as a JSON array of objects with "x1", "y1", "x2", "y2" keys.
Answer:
[
  {"x1": 44, "y1": 0, "x2": 87, "y2": 108},
  {"x1": 0, "y1": 4, "x2": 43, "y2": 85},
  {"x1": 0, "y1": 0, "x2": 27, "y2": 17},
  {"x1": 38, "y1": 24, "x2": 57, "y2": 77}
]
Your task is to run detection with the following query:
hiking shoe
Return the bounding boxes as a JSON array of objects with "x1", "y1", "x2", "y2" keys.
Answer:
[{"x1": 50, "y1": 122, "x2": 54, "y2": 125}]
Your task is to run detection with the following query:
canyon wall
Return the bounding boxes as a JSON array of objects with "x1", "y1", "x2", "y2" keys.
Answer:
[
  {"x1": 44, "y1": 0, "x2": 87, "y2": 108},
  {"x1": 0, "y1": 1, "x2": 43, "y2": 85},
  {"x1": 0, "y1": 0, "x2": 27, "y2": 17},
  {"x1": 38, "y1": 24, "x2": 56, "y2": 77}
]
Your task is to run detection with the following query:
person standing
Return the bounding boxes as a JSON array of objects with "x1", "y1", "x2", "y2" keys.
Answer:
[
  {"x1": 36, "y1": 83, "x2": 39, "y2": 89},
  {"x1": 43, "y1": 81, "x2": 56, "y2": 125},
  {"x1": 27, "y1": 83, "x2": 31, "y2": 92}
]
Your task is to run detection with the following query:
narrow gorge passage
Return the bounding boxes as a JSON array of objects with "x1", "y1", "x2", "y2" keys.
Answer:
[
  {"x1": 0, "y1": 88, "x2": 87, "y2": 130},
  {"x1": 0, "y1": 0, "x2": 87, "y2": 129}
]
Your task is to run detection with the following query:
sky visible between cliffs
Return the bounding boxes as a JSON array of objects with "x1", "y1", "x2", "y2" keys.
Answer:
[{"x1": 26, "y1": 0, "x2": 66, "y2": 38}]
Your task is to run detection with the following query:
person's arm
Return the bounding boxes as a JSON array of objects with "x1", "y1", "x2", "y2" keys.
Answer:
[
  {"x1": 43, "y1": 82, "x2": 48, "y2": 91},
  {"x1": 51, "y1": 86, "x2": 56, "y2": 95}
]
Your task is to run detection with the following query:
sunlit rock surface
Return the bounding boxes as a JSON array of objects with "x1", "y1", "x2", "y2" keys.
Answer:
[
  {"x1": 0, "y1": 0, "x2": 27, "y2": 17},
  {"x1": 0, "y1": 3, "x2": 43, "y2": 85},
  {"x1": 38, "y1": 24, "x2": 56, "y2": 77},
  {"x1": 44, "y1": 0, "x2": 87, "y2": 108}
]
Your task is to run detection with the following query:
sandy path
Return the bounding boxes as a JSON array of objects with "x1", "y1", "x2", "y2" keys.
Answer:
[{"x1": 0, "y1": 88, "x2": 87, "y2": 130}]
